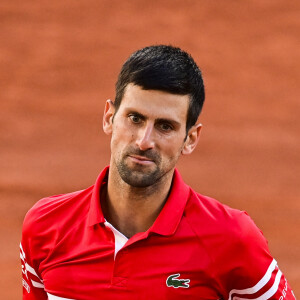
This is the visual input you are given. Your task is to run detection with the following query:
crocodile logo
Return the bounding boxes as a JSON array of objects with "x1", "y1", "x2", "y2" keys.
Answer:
[{"x1": 166, "y1": 273, "x2": 190, "y2": 288}]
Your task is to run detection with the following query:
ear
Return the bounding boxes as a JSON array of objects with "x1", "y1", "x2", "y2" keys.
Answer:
[
  {"x1": 103, "y1": 99, "x2": 115, "y2": 135},
  {"x1": 182, "y1": 123, "x2": 202, "y2": 155}
]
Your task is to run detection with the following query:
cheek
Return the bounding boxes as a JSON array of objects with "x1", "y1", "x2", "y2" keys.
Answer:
[
  {"x1": 161, "y1": 140, "x2": 185, "y2": 160},
  {"x1": 110, "y1": 127, "x2": 134, "y2": 151}
]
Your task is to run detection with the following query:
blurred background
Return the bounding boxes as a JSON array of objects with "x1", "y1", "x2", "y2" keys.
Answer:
[{"x1": 0, "y1": 0, "x2": 299, "y2": 298}]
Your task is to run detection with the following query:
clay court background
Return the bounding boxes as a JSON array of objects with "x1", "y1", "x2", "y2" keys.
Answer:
[{"x1": 0, "y1": 1, "x2": 299, "y2": 298}]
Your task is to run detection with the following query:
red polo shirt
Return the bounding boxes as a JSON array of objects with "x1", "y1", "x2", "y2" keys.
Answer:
[{"x1": 21, "y1": 167, "x2": 295, "y2": 300}]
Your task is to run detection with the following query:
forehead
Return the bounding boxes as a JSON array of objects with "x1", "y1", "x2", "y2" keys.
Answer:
[{"x1": 119, "y1": 84, "x2": 189, "y2": 121}]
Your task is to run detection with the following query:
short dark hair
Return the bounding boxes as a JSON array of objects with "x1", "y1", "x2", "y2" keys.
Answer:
[{"x1": 114, "y1": 45, "x2": 205, "y2": 132}]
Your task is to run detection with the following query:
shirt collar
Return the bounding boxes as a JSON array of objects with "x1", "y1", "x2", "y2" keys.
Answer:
[
  {"x1": 88, "y1": 167, "x2": 190, "y2": 236},
  {"x1": 87, "y1": 166, "x2": 109, "y2": 226},
  {"x1": 147, "y1": 168, "x2": 190, "y2": 236}
]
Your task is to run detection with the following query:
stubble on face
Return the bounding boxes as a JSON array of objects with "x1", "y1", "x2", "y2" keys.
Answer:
[
  {"x1": 115, "y1": 145, "x2": 163, "y2": 188},
  {"x1": 108, "y1": 84, "x2": 189, "y2": 190}
]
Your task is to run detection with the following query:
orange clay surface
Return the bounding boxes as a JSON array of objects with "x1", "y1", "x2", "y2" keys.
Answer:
[{"x1": 0, "y1": 1, "x2": 299, "y2": 298}]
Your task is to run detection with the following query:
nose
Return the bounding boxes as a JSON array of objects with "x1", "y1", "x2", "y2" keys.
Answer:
[{"x1": 136, "y1": 123, "x2": 155, "y2": 151}]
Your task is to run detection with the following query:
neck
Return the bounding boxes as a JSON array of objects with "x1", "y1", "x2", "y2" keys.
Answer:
[{"x1": 102, "y1": 164, "x2": 174, "y2": 238}]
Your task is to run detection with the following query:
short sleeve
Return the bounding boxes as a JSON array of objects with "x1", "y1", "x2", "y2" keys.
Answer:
[
  {"x1": 223, "y1": 212, "x2": 296, "y2": 300},
  {"x1": 20, "y1": 206, "x2": 48, "y2": 300}
]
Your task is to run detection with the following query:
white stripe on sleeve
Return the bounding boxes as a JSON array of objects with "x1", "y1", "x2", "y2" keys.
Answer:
[
  {"x1": 233, "y1": 270, "x2": 282, "y2": 300},
  {"x1": 20, "y1": 242, "x2": 44, "y2": 288},
  {"x1": 20, "y1": 243, "x2": 26, "y2": 258},
  {"x1": 228, "y1": 259, "x2": 278, "y2": 300},
  {"x1": 31, "y1": 280, "x2": 45, "y2": 289}
]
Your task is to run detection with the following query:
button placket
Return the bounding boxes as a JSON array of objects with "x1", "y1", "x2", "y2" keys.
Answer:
[{"x1": 111, "y1": 248, "x2": 129, "y2": 288}]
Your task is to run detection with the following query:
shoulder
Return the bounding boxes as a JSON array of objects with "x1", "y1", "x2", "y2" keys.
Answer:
[
  {"x1": 22, "y1": 185, "x2": 93, "y2": 241},
  {"x1": 184, "y1": 190, "x2": 276, "y2": 295},
  {"x1": 184, "y1": 189, "x2": 267, "y2": 248}
]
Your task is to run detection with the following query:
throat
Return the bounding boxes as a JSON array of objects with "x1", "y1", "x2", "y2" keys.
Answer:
[
  {"x1": 102, "y1": 165, "x2": 174, "y2": 238},
  {"x1": 102, "y1": 193, "x2": 165, "y2": 238},
  {"x1": 102, "y1": 187, "x2": 169, "y2": 239}
]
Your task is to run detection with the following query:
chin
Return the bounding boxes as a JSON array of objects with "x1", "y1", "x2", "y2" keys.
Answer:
[{"x1": 120, "y1": 170, "x2": 160, "y2": 188}]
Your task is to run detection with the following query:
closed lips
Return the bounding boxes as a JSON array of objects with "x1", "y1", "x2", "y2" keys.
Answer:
[{"x1": 129, "y1": 155, "x2": 153, "y2": 162}]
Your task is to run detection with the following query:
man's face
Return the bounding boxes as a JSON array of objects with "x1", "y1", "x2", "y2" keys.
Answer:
[{"x1": 106, "y1": 84, "x2": 190, "y2": 188}]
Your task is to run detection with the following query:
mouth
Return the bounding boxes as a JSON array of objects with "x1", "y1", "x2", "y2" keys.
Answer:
[{"x1": 128, "y1": 155, "x2": 154, "y2": 165}]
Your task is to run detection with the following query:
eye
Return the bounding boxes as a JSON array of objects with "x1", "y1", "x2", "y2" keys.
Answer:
[
  {"x1": 129, "y1": 114, "x2": 142, "y2": 124},
  {"x1": 158, "y1": 122, "x2": 173, "y2": 132}
]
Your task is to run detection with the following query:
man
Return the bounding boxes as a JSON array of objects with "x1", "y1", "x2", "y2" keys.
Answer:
[{"x1": 21, "y1": 45, "x2": 295, "y2": 300}]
